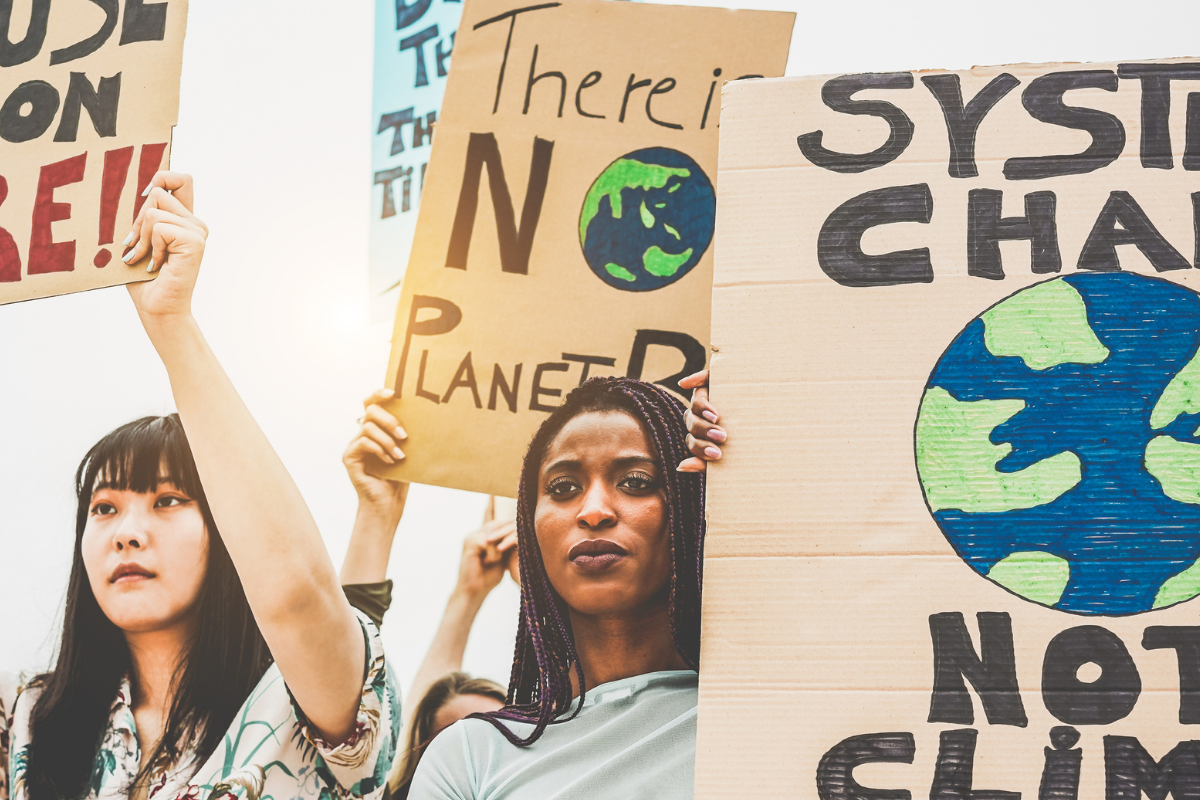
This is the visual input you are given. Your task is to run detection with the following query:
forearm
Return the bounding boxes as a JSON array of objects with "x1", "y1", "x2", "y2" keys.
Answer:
[
  {"x1": 145, "y1": 314, "x2": 339, "y2": 602},
  {"x1": 340, "y1": 502, "x2": 405, "y2": 585},
  {"x1": 407, "y1": 590, "x2": 486, "y2": 716}
]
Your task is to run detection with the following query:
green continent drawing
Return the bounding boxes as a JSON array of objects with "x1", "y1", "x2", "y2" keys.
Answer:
[
  {"x1": 643, "y1": 245, "x2": 693, "y2": 277},
  {"x1": 915, "y1": 386, "x2": 1082, "y2": 514},
  {"x1": 986, "y1": 551, "x2": 1071, "y2": 607},
  {"x1": 579, "y1": 159, "x2": 690, "y2": 242},
  {"x1": 578, "y1": 147, "x2": 715, "y2": 292},
  {"x1": 980, "y1": 279, "x2": 1110, "y2": 370},
  {"x1": 1156, "y1": 558, "x2": 1200, "y2": 609},
  {"x1": 1152, "y1": 348, "x2": 1200, "y2": 430},
  {"x1": 1145, "y1": 435, "x2": 1200, "y2": 505}
]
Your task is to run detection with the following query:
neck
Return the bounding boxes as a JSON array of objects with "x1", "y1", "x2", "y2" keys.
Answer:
[
  {"x1": 125, "y1": 623, "x2": 191, "y2": 715},
  {"x1": 568, "y1": 594, "x2": 689, "y2": 695}
]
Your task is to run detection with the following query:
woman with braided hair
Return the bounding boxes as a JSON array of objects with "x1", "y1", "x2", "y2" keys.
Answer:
[{"x1": 407, "y1": 371, "x2": 726, "y2": 800}]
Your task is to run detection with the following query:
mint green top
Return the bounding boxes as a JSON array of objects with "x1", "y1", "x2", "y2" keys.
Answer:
[{"x1": 409, "y1": 670, "x2": 698, "y2": 800}]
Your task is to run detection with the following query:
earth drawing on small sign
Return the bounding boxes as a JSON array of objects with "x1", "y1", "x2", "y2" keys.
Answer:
[
  {"x1": 916, "y1": 273, "x2": 1200, "y2": 615},
  {"x1": 578, "y1": 147, "x2": 715, "y2": 292}
]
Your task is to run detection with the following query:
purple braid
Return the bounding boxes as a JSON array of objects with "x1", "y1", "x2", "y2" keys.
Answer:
[{"x1": 475, "y1": 377, "x2": 706, "y2": 747}]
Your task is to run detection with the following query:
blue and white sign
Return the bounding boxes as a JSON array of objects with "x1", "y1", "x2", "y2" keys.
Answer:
[{"x1": 370, "y1": 0, "x2": 462, "y2": 319}]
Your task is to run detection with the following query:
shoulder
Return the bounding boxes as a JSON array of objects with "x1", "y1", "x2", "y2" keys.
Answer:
[
  {"x1": 0, "y1": 671, "x2": 16, "y2": 711},
  {"x1": 422, "y1": 717, "x2": 485, "y2": 767},
  {"x1": 8, "y1": 679, "x2": 42, "y2": 738},
  {"x1": 409, "y1": 718, "x2": 509, "y2": 800},
  {"x1": 0, "y1": 671, "x2": 21, "y2": 741},
  {"x1": 438, "y1": 715, "x2": 518, "y2": 756}
]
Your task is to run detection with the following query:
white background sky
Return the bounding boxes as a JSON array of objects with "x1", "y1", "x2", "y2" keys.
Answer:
[{"x1": 2, "y1": 0, "x2": 1197, "y2": 697}]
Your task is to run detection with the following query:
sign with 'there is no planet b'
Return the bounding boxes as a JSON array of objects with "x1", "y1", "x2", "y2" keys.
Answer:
[{"x1": 380, "y1": 0, "x2": 793, "y2": 497}]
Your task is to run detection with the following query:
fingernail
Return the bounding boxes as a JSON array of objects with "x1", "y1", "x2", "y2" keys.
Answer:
[
  {"x1": 394, "y1": 427, "x2": 408, "y2": 440},
  {"x1": 392, "y1": 447, "x2": 404, "y2": 459},
  {"x1": 708, "y1": 427, "x2": 726, "y2": 443},
  {"x1": 702, "y1": 410, "x2": 718, "y2": 424},
  {"x1": 122, "y1": 249, "x2": 136, "y2": 263},
  {"x1": 381, "y1": 389, "x2": 395, "y2": 398},
  {"x1": 704, "y1": 446, "x2": 722, "y2": 459},
  {"x1": 141, "y1": 184, "x2": 153, "y2": 197},
  {"x1": 147, "y1": 261, "x2": 157, "y2": 273},
  {"x1": 122, "y1": 232, "x2": 134, "y2": 246}
]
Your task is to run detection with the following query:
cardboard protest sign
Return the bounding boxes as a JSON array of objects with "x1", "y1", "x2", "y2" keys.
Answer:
[
  {"x1": 700, "y1": 59, "x2": 1200, "y2": 799},
  {"x1": 0, "y1": 0, "x2": 186, "y2": 305},
  {"x1": 370, "y1": 0, "x2": 462, "y2": 321},
  {"x1": 381, "y1": 0, "x2": 793, "y2": 497}
]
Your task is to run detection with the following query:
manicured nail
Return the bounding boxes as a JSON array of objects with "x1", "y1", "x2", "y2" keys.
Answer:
[
  {"x1": 394, "y1": 427, "x2": 408, "y2": 440},
  {"x1": 122, "y1": 249, "x2": 137, "y2": 263},
  {"x1": 702, "y1": 410, "x2": 718, "y2": 423},
  {"x1": 122, "y1": 231, "x2": 135, "y2": 246},
  {"x1": 147, "y1": 261, "x2": 157, "y2": 273},
  {"x1": 141, "y1": 184, "x2": 153, "y2": 197},
  {"x1": 392, "y1": 447, "x2": 405, "y2": 459},
  {"x1": 704, "y1": 446, "x2": 722, "y2": 459},
  {"x1": 381, "y1": 389, "x2": 395, "y2": 398},
  {"x1": 708, "y1": 427, "x2": 726, "y2": 443}
]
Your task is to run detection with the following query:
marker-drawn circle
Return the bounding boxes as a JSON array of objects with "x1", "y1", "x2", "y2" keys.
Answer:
[
  {"x1": 578, "y1": 146, "x2": 714, "y2": 292},
  {"x1": 94, "y1": 249, "x2": 112, "y2": 268},
  {"x1": 915, "y1": 273, "x2": 1200, "y2": 615}
]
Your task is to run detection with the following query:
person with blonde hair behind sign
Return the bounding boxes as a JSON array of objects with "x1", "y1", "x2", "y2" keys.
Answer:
[
  {"x1": 5, "y1": 173, "x2": 399, "y2": 799},
  {"x1": 406, "y1": 370, "x2": 725, "y2": 799}
]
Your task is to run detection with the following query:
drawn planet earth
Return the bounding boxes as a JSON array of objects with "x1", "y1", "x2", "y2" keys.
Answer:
[
  {"x1": 578, "y1": 146, "x2": 714, "y2": 292},
  {"x1": 916, "y1": 273, "x2": 1200, "y2": 615}
]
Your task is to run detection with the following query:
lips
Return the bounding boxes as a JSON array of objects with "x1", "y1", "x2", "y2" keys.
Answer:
[
  {"x1": 109, "y1": 563, "x2": 155, "y2": 584},
  {"x1": 568, "y1": 539, "x2": 628, "y2": 572}
]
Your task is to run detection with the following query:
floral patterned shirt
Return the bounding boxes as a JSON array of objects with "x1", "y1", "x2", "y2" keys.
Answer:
[{"x1": 4, "y1": 611, "x2": 399, "y2": 800}]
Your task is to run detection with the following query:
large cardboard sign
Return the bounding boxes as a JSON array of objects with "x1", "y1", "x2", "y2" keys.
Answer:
[
  {"x1": 702, "y1": 60, "x2": 1200, "y2": 799},
  {"x1": 381, "y1": 0, "x2": 793, "y2": 497},
  {"x1": 370, "y1": 0, "x2": 462, "y2": 320},
  {"x1": 0, "y1": 0, "x2": 186, "y2": 305}
]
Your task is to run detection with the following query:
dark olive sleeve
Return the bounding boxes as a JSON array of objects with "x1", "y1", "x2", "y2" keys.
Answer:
[{"x1": 341, "y1": 579, "x2": 394, "y2": 629}]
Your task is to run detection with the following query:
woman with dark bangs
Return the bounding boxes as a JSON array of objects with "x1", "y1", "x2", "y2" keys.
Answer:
[
  {"x1": 405, "y1": 371, "x2": 726, "y2": 799},
  {"x1": 6, "y1": 173, "x2": 398, "y2": 799}
]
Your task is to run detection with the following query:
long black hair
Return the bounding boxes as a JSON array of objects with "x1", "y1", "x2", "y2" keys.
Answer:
[
  {"x1": 23, "y1": 415, "x2": 272, "y2": 798},
  {"x1": 479, "y1": 377, "x2": 705, "y2": 746}
]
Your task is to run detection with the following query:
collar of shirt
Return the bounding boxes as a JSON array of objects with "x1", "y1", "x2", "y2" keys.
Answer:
[
  {"x1": 109, "y1": 675, "x2": 142, "y2": 771},
  {"x1": 578, "y1": 669, "x2": 698, "y2": 709}
]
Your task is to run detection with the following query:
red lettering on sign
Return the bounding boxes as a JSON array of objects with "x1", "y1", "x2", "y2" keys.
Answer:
[{"x1": 28, "y1": 153, "x2": 87, "y2": 275}]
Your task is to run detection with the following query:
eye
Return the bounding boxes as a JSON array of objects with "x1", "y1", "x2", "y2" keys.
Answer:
[
  {"x1": 546, "y1": 477, "x2": 581, "y2": 498},
  {"x1": 155, "y1": 494, "x2": 191, "y2": 509},
  {"x1": 618, "y1": 471, "x2": 657, "y2": 493},
  {"x1": 90, "y1": 501, "x2": 117, "y2": 516}
]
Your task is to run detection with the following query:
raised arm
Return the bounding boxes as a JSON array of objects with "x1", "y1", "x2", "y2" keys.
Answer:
[
  {"x1": 405, "y1": 518, "x2": 516, "y2": 724},
  {"x1": 341, "y1": 389, "x2": 409, "y2": 586},
  {"x1": 123, "y1": 172, "x2": 364, "y2": 744}
]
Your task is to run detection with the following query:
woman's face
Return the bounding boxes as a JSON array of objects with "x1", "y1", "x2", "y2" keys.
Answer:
[
  {"x1": 534, "y1": 410, "x2": 670, "y2": 618},
  {"x1": 81, "y1": 476, "x2": 209, "y2": 634}
]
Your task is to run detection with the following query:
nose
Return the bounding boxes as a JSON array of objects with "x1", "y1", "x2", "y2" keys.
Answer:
[
  {"x1": 577, "y1": 480, "x2": 617, "y2": 530},
  {"x1": 112, "y1": 507, "x2": 147, "y2": 552}
]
